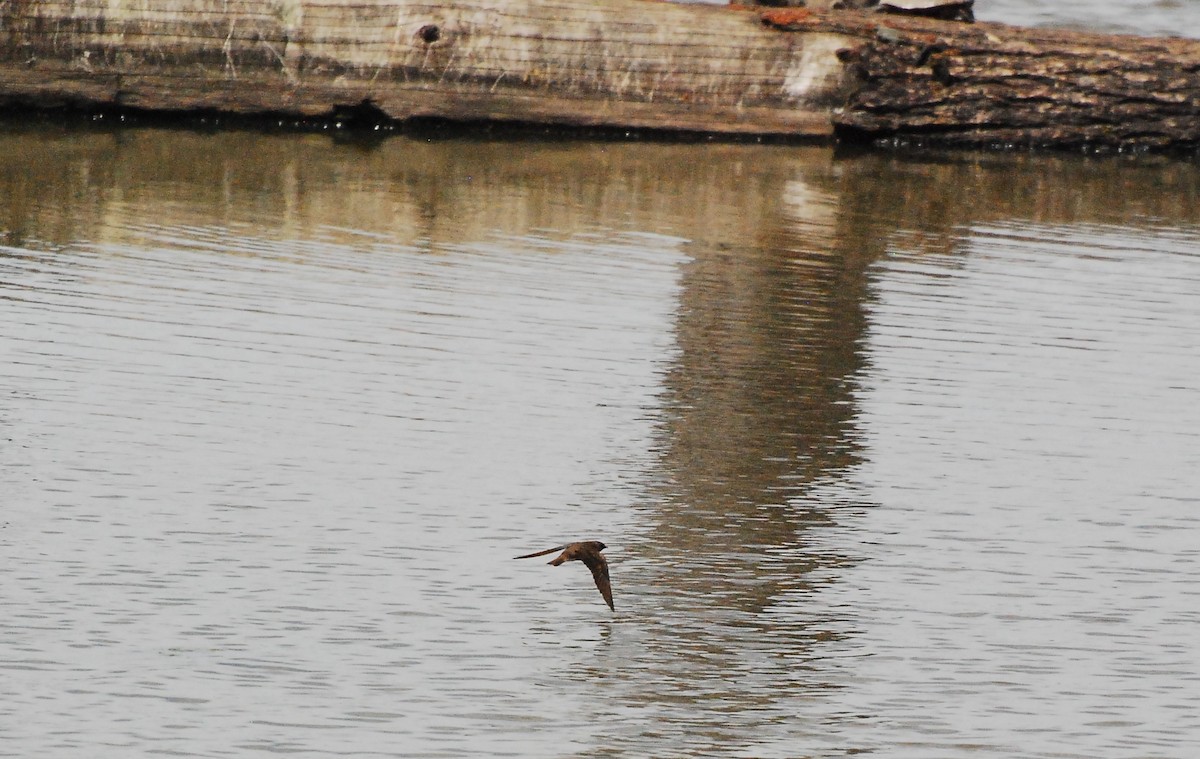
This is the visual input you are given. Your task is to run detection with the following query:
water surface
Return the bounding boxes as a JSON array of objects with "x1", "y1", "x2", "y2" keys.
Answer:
[
  {"x1": 682, "y1": 0, "x2": 1200, "y2": 37},
  {"x1": 2, "y1": 125, "x2": 1200, "y2": 758}
]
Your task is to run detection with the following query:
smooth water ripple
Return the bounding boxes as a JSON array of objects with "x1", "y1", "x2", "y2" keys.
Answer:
[
  {"x1": 836, "y1": 222, "x2": 1200, "y2": 758},
  {"x1": 3, "y1": 203, "x2": 687, "y2": 756}
]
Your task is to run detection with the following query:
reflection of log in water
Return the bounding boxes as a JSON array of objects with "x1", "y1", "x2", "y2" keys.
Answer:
[
  {"x1": 649, "y1": 169, "x2": 872, "y2": 613},
  {"x1": 825, "y1": 151, "x2": 1200, "y2": 269},
  {"x1": 3, "y1": 127, "x2": 1195, "y2": 252},
  {"x1": 613, "y1": 158, "x2": 881, "y2": 756},
  {"x1": 0, "y1": 128, "x2": 830, "y2": 250}
]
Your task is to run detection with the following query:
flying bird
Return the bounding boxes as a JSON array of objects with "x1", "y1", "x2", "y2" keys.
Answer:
[{"x1": 514, "y1": 540, "x2": 613, "y2": 611}]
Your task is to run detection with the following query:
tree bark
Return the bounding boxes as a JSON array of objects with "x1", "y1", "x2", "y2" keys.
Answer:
[{"x1": 762, "y1": 8, "x2": 1200, "y2": 151}]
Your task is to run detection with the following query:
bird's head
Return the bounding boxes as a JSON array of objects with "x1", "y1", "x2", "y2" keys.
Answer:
[{"x1": 596, "y1": 541, "x2": 607, "y2": 551}]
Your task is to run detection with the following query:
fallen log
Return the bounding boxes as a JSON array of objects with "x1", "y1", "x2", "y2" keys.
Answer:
[
  {"x1": 0, "y1": 1, "x2": 1197, "y2": 150},
  {"x1": 0, "y1": 0, "x2": 855, "y2": 137}
]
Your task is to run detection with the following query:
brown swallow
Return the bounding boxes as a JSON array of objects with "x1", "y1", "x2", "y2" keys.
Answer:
[{"x1": 514, "y1": 540, "x2": 613, "y2": 611}]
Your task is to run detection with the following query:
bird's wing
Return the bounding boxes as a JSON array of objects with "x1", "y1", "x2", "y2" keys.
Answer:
[
  {"x1": 581, "y1": 553, "x2": 614, "y2": 611},
  {"x1": 513, "y1": 545, "x2": 567, "y2": 560}
]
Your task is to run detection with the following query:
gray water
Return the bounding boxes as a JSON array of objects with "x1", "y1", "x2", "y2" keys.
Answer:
[
  {"x1": 978, "y1": 0, "x2": 1200, "y2": 36},
  {"x1": 683, "y1": 0, "x2": 1200, "y2": 37},
  {"x1": 3, "y1": 6, "x2": 1200, "y2": 754}
]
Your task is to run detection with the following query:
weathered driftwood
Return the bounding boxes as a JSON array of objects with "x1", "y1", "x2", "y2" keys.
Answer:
[
  {"x1": 0, "y1": 0, "x2": 854, "y2": 136},
  {"x1": 1, "y1": 0, "x2": 1199, "y2": 150}
]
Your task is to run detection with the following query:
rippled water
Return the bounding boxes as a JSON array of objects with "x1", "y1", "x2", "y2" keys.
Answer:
[
  {"x1": 3, "y1": 124, "x2": 1200, "y2": 758},
  {"x1": 838, "y1": 222, "x2": 1200, "y2": 757},
  {"x1": 979, "y1": 0, "x2": 1200, "y2": 36}
]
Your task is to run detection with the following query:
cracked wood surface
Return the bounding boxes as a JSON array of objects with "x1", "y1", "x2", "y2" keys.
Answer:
[{"x1": 0, "y1": 0, "x2": 853, "y2": 136}]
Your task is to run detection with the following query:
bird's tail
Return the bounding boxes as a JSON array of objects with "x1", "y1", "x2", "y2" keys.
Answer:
[{"x1": 513, "y1": 545, "x2": 566, "y2": 560}]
